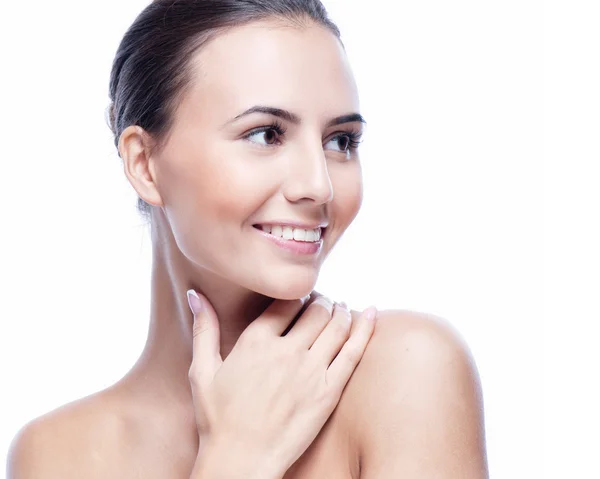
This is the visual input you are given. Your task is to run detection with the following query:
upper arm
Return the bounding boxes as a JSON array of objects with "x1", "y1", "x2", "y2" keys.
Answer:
[
  {"x1": 6, "y1": 403, "x2": 110, "y2": 479},
  {"x1": 352, "y1": 310, "x2": 488, "y2": 479},
  {"x1": 6, "y1": 419, "x2": 59, "y2": 479}
]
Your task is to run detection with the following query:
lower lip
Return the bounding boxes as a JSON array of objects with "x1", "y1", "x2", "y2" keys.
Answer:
[{"x1": 253, "y1": 226, "x2": 324, "y2": 255}]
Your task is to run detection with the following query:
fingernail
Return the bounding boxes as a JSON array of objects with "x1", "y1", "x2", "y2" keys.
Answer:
[
  {"x1": 313, "y1": 295, "x2": 334, "y2": 315},
  {"x1": 187, "y1": 289, "x2": 204, "y2": 315},
  {"x1": 364, "y1": 305, "x2": 378, "y2": 322},
  {"x1": 338, "y1": 303, "x2": 352, "y2": 323},
  {"x1": 300, "y1": 294, "x2": 311, "y2": 305}
]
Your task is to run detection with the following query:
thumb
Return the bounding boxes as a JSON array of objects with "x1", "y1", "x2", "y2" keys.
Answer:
[{"x1": 187, "y1": 289, "x2": 223, "y2": 388}]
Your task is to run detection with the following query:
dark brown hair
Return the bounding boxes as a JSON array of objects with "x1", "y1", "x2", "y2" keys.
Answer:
[{"x1": 107, "y1": 0, "x2": 342, "y2": 222}]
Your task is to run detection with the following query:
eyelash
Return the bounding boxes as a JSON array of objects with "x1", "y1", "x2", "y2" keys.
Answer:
[{"x1": 243, "y1": 120, "x2": 363, "y2": 152}]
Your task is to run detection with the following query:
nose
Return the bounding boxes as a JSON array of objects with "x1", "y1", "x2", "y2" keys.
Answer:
[{"x1": 283, "y1": 140, "x2": 334, "y2": 206}]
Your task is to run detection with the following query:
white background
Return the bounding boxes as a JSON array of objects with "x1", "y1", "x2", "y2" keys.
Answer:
[{"x1": 0, "y1": 0, "x2": 591, "y2": 477}]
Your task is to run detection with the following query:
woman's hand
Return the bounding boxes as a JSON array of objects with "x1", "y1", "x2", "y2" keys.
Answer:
[{"x1": 186, "y1": 291, "x2": 377, "y2": 475}]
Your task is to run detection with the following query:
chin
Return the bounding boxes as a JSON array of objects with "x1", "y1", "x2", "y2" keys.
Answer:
[{"x1": 255, "y1": 273, "x2": 319, "y2": 301}]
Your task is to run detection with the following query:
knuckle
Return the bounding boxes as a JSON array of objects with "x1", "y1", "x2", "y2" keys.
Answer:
[
  {"x1": 192, "y1": 321, "x2": 212, "y2": 340},
  {"x1": 238, "y1": 326, "x2": 265, "y2": 348},
  {"x1": 317, "y1": 391, "x2": 334, "y2": 410},
  {"x1": 188, "y1": 362, "x2": 200, "y2": 383},
  {"x1": 275, "y1": 341, "x2": 297, "y2": 361},
  {"x1": 331, "y1": 318, "x2": 351, "y2": 337},
  {"x1": 343, "y1": 343, "x2": 362, "y2": 364}
]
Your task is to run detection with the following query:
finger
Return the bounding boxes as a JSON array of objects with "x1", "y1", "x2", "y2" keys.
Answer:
[
  {"x1": 284, "y1": 295, "x2": 335, "y2": 348},
  {"x1": 187, "y1": 289, "x2": 223, "y2": 390},
  {"x1": 248, "y1": 294, "x2": 312, "y2": 337},
  {"x1": 326, "y1": 306, "x2": 377, "y2": 390},
  {"x1": 308, "y1": 302, "x2": 352, "y2": 365}
]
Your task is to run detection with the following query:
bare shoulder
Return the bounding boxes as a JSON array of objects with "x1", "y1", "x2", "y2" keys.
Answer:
[
  {"x1": 352, "y1": 307, "x2": 481, "y2": 378},
  {"x1": 6, "y1": 390, "x2": 133, "y2": 479},
  {"x1": 339, "y1": 308, "x2": 477, "y2": 432},
  {"x1": 339, "y1": 308, "x2": 488, "y2": 478}
]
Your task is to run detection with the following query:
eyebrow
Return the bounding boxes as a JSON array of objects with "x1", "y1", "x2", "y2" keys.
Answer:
[{"x1": 225, "y1": 105, "x2": 367, "y2": 129}]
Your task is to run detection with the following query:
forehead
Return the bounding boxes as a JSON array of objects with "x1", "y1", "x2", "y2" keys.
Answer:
[{"x1": 181, "y1": 20, "x2": 360, "y2": 123}]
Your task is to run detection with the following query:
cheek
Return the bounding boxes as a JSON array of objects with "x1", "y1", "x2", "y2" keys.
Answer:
[
  {"x1": 332, "y1": 165, "x2": 363, "y2": 225},
  {"x1": 194, "y1": 158, "x2": 281, "y2": 233},
  {"x1": 161, "y1": 138, "x2": 256, "y2": 217},
  {"x1": 161, "y1": 146, "x2": 279, "y2": 259}
]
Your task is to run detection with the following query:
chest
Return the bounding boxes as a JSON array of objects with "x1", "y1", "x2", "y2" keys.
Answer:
[{"x1": 121, "y1": 412, "x2": 357, "y2": 479}]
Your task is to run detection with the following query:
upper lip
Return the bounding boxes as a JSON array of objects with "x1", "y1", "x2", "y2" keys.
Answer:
[{"x1": 254, "y1": 221, "x2": 328, "y2": 230}]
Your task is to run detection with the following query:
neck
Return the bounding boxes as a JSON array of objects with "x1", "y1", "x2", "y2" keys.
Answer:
[{"x1": 119, "y1": 210, "x2": 279, "y2": 414}]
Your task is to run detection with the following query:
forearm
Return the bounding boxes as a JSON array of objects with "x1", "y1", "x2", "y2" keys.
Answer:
[{"x1": 189, "y1": 439, "x2": 286, "y2": 479}]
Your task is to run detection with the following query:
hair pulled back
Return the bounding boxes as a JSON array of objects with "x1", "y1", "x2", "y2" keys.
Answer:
[{"x1": 107, "y1": 0, "x2": 342, "y2": 221}]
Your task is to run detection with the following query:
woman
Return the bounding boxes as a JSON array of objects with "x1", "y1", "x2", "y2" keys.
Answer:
[{"x1": 7, "y1": 1, "x2": 488, "y2": 478}]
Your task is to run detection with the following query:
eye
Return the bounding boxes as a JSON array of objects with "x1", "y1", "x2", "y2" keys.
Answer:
[
  {"x1": 244, "y1": 121, "x2": 286, "y2": 146},
  {"x1": 324, "y1": 131, "x2": 363, "y2": 154}
]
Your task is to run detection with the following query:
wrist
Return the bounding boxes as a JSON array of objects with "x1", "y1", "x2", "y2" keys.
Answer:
[{"x1": 190, "y1": 437, "x2": 285, "y2": 479}]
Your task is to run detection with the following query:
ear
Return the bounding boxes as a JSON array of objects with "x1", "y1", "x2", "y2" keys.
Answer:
[{"x1": 118, "y1": 125, "x2": 164, "y2": 208}]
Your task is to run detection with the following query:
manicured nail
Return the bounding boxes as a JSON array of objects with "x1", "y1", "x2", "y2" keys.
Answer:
[
  {"x1": 338, "y1": 302, "x2": 352, "y2": 322},
  {"x1": 363, "y1": 305, "x2": 377, "y2": 322},
  {"x1": 313, "y1": 296, "x2": 334, "y2": 315},
  {"x1": 300, "y1": 294, "x2": 311, "y2": 305},
  {"x1": 187, "y1": 289, "x2": 204, "y2": 315}
]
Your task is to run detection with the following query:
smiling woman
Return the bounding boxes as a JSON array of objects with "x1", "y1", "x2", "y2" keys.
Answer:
[{"x1": 6, "y1": 1, "x2": 488, "y2": 478}]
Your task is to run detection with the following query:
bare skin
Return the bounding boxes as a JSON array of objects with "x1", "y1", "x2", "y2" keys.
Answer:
[{"x1": 7, "y1": 18, "x2": 488, "y2": 479}]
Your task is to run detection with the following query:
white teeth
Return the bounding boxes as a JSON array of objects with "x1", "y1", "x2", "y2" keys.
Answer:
[
  {"x1": 293, "y1": 228, "x2": 306, "y2": 241},
  {"x1": 258, "y1": 224, "x2": 322, "y2": 242},
  {"x1": 282, "y1": 226, "x2": 294, "y2": 240}
]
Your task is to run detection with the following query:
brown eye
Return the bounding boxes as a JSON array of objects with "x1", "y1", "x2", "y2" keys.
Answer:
[
  {"x1": 247, "y1": 128, "x2": 279, "y2": 145},
  {"x1": 244, "y1": 122, "x2": 286, "y2": 146},
  {"x1": 336, "y1": 135, "x2": 350, "y2": 152},
  {"x1": 324, "y1": 131, "x2": 362, "y2": 156},
  {"x1": 263, "y1": 129, "x2": 278, "y2": 145}
]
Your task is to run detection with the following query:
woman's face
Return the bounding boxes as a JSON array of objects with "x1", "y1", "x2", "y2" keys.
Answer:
[{"x1": 148, "y1": 20, "x2": 364, "y2": 299}]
